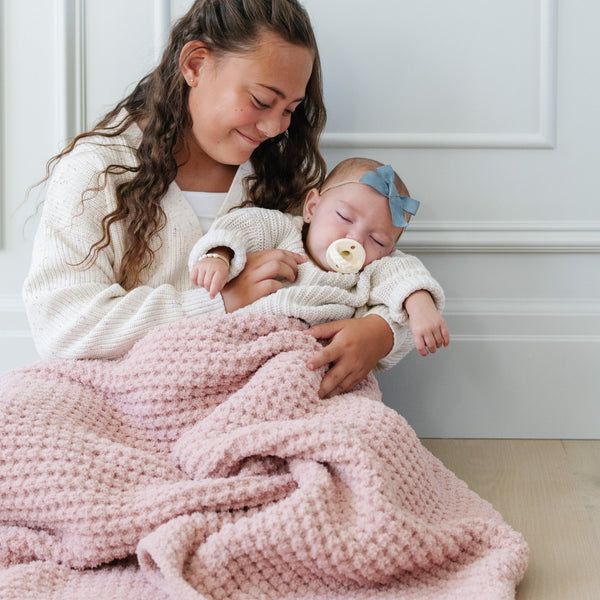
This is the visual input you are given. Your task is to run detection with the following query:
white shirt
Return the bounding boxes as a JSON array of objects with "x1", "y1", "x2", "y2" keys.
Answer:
[{"x1": 181, "y1": 191, "x2": 228, "y2": 233}]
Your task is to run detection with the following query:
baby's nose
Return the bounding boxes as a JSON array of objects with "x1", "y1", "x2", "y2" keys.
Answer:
[{"x1": 345, "y1": 232, "x2": 363, "y2": 245}]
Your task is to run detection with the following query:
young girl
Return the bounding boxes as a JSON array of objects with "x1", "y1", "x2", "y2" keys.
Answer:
[{"x1": 22, "y1": 0, "x2": 429, "y2": 397}]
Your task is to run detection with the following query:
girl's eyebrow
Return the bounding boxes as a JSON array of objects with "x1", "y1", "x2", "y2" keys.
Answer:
[{"x1": 257, "y1": 83, "x2": 305, "y2": 103}]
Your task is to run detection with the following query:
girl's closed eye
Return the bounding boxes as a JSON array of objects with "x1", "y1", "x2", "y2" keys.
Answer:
[
  {"x1": 370, "y1": 235, "x2": 385, "y2": 248},
  {"x1": 336, "y1": 211, "x2": 351, "y2": 223},
  {"x1": 251, "y1": 95, "x2": 271, "y2": 110}
]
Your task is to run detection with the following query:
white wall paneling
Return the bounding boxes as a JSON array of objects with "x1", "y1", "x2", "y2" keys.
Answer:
[
  {"x1": 377, "y1": 296, "x2": 600, "y2": 438},
  {"x1": 305, "y1": 0, "x2": 557, "y2": 149},
  {"x1": 57, "y1": 0, "x2": 175, "y2": 140},
  {"x1": 0, "y1": 0, "x2": 5, "y2": 248},
  {"x1": 1, "y1": 0, "x2": 598, "y2": 438},
  {"x1": 81, "y1": 0, "x2": 175, "y2": 130},
  {"x1": 153, "y1": 0, "x2": 172, "y2": 63},
  {"x1": 1, "y1": 1, "x2": 59, "y2": 371}
]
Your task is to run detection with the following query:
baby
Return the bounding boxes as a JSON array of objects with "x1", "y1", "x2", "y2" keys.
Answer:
[{"x1": 189, "y1": 157, "x2": 449, "y2": 363}]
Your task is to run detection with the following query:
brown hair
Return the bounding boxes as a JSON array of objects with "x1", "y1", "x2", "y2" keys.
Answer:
[{"x1": 41, "y1": 0, "x2": 327, "y2": 289}]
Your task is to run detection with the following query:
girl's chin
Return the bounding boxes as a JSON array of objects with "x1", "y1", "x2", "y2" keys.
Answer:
[
  {"x1": 208, "y1": 147, "x2": 253, "y2": 168},
  {"x1": 223, "y1": 140, "x2": 258, "y2": 164}
]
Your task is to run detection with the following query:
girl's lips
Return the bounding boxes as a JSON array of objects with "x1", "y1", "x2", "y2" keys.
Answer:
[{"x1": 237, "y1": 130, "x2": 263, "y2": 147}]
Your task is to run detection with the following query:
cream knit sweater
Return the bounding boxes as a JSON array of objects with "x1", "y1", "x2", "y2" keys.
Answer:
[
  {"x1": 189, "y1": 207, "x2": 445, "y2": 369},
  {"x1": 23, "y1": 122, "x2": 250, "y2": 361}
]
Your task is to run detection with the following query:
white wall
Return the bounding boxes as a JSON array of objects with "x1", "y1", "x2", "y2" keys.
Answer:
[{"x1": 1, "y1": 0, "x2": 598, "y2": 437}]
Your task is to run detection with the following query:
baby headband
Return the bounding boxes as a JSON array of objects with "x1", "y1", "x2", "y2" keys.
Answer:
[{"x1": 321, "y1": 164, "x2": 420, "y2": 228}]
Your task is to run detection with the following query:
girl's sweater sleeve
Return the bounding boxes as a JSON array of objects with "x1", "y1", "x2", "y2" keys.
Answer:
[{"x1": 22, "y1": 145, "x2": 225, "y2": 361}]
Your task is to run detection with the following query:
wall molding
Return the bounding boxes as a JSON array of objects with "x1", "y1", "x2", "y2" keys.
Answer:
[
  {"x1": 57, "y1": 0, "x2": 173, "y2": 141},
  {"x1": 399, "y1": 221, "x2": 600, "y2": 253},
  {"x1": 56, "y1": 0, "x2": 86, "y2": 142},
  {"x1": 0, "y1": 294, "x2": 31, "y2": 339},
  {"x1": 445, "y1": 297, "x2": 600, "y2": 316},
  {"x1": 54, "y1": 0, "x2": 558, "y2": 151},
  {"x1": 443, "y1": 297, "x2": 600, "y2": 344},
  {"x1": 448, "y1": 334, "x2": 600, "y2": 343},
  {"x1": 321, "y1": 0, "x2": 557, "y2": 150},
  {"x1": 3, "y1": 293, "x2": 598, "y2": 341}
]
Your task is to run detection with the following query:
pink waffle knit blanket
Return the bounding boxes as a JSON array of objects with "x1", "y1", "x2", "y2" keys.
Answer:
[{"x1": 0, "y1": 313, "x2": 527, "y2": 599}]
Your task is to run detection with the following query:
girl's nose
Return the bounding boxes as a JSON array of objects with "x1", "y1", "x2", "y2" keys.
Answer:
[{"x1": 257, "y1": 115, "x2": 284, "y2": 139}]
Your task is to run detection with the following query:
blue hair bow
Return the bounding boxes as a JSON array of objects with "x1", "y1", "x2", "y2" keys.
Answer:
[{"x1": 359, "y1": 165, "x2": 420, "y2": 228}]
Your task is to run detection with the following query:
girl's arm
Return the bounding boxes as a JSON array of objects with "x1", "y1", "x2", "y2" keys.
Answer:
[
  {"x1": 23, "y1": 150, "x2": 224, "y2": 360},
  {"x1": 24, "y1": 150, "x2": 309, "y2": 361}
]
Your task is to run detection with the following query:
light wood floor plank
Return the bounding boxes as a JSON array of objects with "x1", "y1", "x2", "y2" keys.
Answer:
[
  {"x1": 421, "y1": 439, "x2": 600, "y2": 600},
  {"x1": 563, "y1": 440, "x2": 600, "y2": 547}
]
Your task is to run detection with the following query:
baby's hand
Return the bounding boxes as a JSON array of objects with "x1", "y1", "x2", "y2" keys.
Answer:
[
  {"x1": 404, "y1": 290, "x2": 450, "y2": 356},
  {"x1": 190, "y1": 254, "x2": 230, "y2": 299}
]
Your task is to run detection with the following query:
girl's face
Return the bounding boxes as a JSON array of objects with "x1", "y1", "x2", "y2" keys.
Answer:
[
  {"x1": 303, "y1": 181, "x2": 404, "y2": 271},
  {"x1": 182, "y1": 31, "x2": 314, "y2": 167}
]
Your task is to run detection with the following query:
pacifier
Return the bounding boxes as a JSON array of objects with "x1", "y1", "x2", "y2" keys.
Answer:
[{"x1": 325, "y1": 239, "x2": 366, "y2": 274}]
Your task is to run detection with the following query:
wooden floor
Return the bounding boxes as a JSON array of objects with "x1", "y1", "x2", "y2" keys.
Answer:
[{"x1": 421, "y1": 439, "x2": 600, "y2": 600}]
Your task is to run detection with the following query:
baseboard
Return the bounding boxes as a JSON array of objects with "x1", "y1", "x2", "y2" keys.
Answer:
[
  {"x1": 377, "y1": 298, "x2": 600, "y2": 438},
  {"x1": 2, "y1": 294, "x2": 599, "y2": 438}
]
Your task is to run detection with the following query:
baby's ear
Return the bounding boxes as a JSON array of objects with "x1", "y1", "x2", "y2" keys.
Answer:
[{"x1": 302, "y1": 188, "x2": 321, "y2": 223}]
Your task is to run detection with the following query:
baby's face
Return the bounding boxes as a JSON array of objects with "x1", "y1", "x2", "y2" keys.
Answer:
[{"x1": 303, "y1": 182, "x2": 404, "y2": 271}]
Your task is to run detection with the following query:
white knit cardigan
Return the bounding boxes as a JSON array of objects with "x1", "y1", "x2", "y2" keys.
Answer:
[
  {"x1": 23, "y1": 122, "x2": 249, "y2": 360},
  {"x1": 189, "y1": 207, "x2": 445, "y2": 369}
]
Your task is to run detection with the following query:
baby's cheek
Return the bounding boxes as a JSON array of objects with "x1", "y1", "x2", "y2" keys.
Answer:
[{"x1": 374, "y1": 247, "x2": 392, "y2": 262}]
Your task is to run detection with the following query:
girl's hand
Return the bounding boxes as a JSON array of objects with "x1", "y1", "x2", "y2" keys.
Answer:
[
  {"x1": 220, "y1": 249, "x2": 306, "y2": 313},
  {"x1": 404, "y1": 290, "x2": 450, "y2": 356},
  {"x1": 305, "y1": 314, "x2": 394, "y2": 398}
]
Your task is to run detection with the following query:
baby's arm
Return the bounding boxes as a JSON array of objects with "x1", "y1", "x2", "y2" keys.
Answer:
[
  {"x1": 403, "y1": 289, "x2": 450, "y2": 356},
  {"x1": 190, "y1": 249, "x2": 232, "y2": 299},
  {"x1": 365, "y1": 251, "x2": 448, "y2": 364},
  {"x1": 189, "y1": 207, "x2": 301, "y2": 277},
  {"x1": 188, "y1": 208, "x2": 304, "y2": 302}
]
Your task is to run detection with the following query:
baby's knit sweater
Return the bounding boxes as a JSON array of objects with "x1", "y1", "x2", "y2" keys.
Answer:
[{"x1": 189, "y1": 207, "x2": 445, "y2": 369}]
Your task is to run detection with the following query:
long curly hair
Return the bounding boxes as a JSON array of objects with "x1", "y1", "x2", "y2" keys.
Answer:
[{"x1": 42, "y1": 0, "x2": 327, "y2": 289}]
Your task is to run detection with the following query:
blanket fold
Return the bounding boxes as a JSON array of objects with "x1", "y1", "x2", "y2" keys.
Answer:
[{"x1": 0, "y1": 313, "x2": 527, "y2": 599}]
